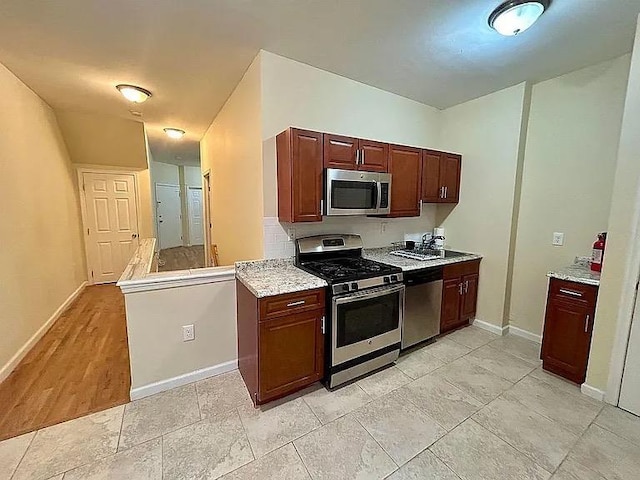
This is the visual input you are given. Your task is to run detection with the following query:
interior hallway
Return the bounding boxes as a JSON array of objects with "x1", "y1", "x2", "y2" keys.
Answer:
[
  {"x1": 158, "y1": 245, "x2": 205, "y2": 271},
  {"x1": 0, "y1": 285, "x2": 130, "y2": 441}
]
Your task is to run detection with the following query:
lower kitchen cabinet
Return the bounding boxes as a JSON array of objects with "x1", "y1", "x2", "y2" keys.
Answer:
[
  {"x1": 541, "y1": 278, "x2": 598, "y2": 384},
  {"x1": 237, "y1": 281, "x2": 325, "y2": 405},
  {"x1": 441, "y1": 260, "x2": 480, "y2": 333}
]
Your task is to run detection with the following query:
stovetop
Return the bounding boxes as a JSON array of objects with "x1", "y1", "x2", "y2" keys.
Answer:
[{"x1": 298, "y1": 257, "x2": 401, "y2": 284}]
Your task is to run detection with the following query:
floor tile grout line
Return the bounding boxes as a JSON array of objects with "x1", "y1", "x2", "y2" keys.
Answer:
[
  {"x1": 115, "y1": 404, "x2": 126, "y2": 453},
  {"x1": 236, "y1": 405, "x2": 257, "y2": 462},
  {"x1": 291, "y1": 441, "x2": 314, "y2": 479},
  {"x1": 8, "y1": 429, "x2": 37, "y2": 480},
  {"x1": 351, "y1": 413, "x2": 400, "y2": 470}
]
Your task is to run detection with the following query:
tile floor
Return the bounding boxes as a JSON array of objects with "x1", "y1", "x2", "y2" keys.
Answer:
[{"x1": 2, "y1": 327, "x2": 640, "y2": 480}]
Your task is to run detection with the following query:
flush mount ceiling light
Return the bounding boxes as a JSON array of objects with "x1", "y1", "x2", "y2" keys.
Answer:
[
  {"x1": 164, "y1": 128, "x2": 186, "y2": 139},
  {"x1": 489, "y1": 0, "x2": 551, "y2": 36},
  {"x1": 116, "y1": 84, "x2": 152, "y2": 103}
]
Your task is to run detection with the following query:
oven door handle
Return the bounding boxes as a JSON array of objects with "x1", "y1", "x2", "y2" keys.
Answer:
[{"x1": 333, "y1": 284, "x2": 405, "y2": 305}]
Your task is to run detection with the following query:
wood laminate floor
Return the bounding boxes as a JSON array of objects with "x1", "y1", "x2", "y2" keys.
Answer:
[
  {"x1": 158, "y1": 245, "x2": 205, "y2": 271},
  {"x1": 0, "y1": 284, "x2": 130, "y2": 441}
]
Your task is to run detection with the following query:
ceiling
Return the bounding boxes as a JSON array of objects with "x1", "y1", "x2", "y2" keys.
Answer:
[{"x1": 1, "y1": 0, "x2": 639, "y2": 159}]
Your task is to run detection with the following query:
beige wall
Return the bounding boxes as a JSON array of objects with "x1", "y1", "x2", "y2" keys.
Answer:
[
  {"x1": 509, "y1": 57, "x2": 630, "y2": 336},
  {"x1": 201, "y1": 55, "x2": 264, "y2": 265},
  {"x1": 56, "y1": 110, "x2": 148, "y2": 168},
  {"x1": 587, "y1": 18, "x2": 640, "y2": 391},
  {"x1": 260, "y1": 50, "x2": 442, "y2": 219},
  {"x1": 0, "y1": 62, "x2": 86, "y2": 375},
  {"x1": 438, "y1": 84, "x2": 529, "y2": 328},
  {"x1": 124, "y1": 277, "x2": 237, "y2": 391}
]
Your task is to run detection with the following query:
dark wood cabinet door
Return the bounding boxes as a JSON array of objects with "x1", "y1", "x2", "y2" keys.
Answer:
[
  {"x1": 292, "y1": 129, "x2": 323, "y2": 222},
  {"x1": 421, "y1": 150, "x2": 442, "y2": 202},
  {"x1": 388, "y1": 145, "x2": 422, "y2": 217},
  {"x1": 324, "y1": 134, "x2": 358, "y2": 170},
  {"x1": 440, "y1": 154, "x2": 461, "y2": 203},
  {"x1": 461, "y1": 273, "x2": 479, "y2": 321},
  {"x1": 358, "y1": 139, "x2": 388, "y2": 172},
  {"x1": 441, "y1": 278, "x2": 462, "y2": 333},
  {"x1": 542, "y1": 297, "x2": 593, "y2": 384},
  {"x1": 258, "y1": 309, "x2": 324, "y2": 403}
]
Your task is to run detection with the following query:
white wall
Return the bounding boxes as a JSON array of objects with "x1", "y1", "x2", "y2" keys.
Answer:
[
  {"x1": 184, "y1": 165, "x2": 201, "y2": 187},
  {"x1": 588, "y1": 16, "x2": 640, "y2": 392},
  {"x1": 151, "y1": 160, "x2": 179, "y2": 185},
  {"x1": 438, "y1": 84, "x2": 529, "y2": 328},
  {"x1": 0, "y1": 62, "x2": 86, "y2": 378},
  {"x1": 509, "y1": 56, "x2": 630, "y2": 336},
  {"x1": 124, "y1": 276, "x2": 237, "y2": 394},
  {"x1": 260, "y1": 51, "x2": 442, "y2": 255}
]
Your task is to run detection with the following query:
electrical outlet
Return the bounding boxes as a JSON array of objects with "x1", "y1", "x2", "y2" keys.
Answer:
[
  {"x1": 287, "y1": 228, "x2": 296, "y2": 241},
  {"x1": 552, "y1": 232, "x2": 565, "y2": 246},
  {"x1": 182, "y1": 324, "x2": 195, "y2": 341},
  {"x1": 380, "y1": 222, "x2": 388, "y2": 234}
]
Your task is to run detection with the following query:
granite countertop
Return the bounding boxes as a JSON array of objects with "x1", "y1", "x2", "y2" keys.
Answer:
[
  {"x1": 235, "y1": 258, "x2": 328, "y2": 298},
  {"x1": 548, "y1": 261, "x2": 601, "y2": 286},
  {"x1": 363, "y1": 247, "x2": 483, "y2": 271}
]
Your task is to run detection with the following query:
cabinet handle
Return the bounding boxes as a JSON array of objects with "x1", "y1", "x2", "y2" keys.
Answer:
[
  {"x1": 361, "y1": 149, "x2": 365, "y2": 165},
  {"x1": 464, "y1": 280, "x2": 469, "y2": 294},
  {"x1": 321, "y1": 315, "x2": 326, "y2": 334},
  {"x1": 444, "y1": 186, "x2": 448, "y2": 199},
  {"x1": 439, "y1": 186, "x2": 444, "y2": 198},
  {"x1": 320, "y1": 200, "x2": 324, "y2": 215},
  {"x1": 287, "y1": 300, "x2": 305, "y2": 307},
  {"x1": 355, "y1": 149, "x2": 360, "y2": 165},
  {"x1": 459, "y1": 283, "x2": 463, "y2": 296},
  {"x1": 559, "y1": 288, "x2": 583, "y2": 297},
  {"x1": 584, "y1": 314, "x2": 590, "y2": 333}
]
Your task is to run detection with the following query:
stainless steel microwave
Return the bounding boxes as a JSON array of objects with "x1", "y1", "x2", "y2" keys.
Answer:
[{"x1": 324, "y1": 168, "x2": 391, "y2": 216}]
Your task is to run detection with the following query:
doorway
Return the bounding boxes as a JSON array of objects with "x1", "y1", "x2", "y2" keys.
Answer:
[
  {"x1": 187, "y1": 186, "x2": 204, "y2": 245},
  {"x1": 619, "y1": 288, "x2": 640, "y2": 415},
  {"x1": 155, "y1": 183, "x2": 183, "y2": 250},
  {"x1": 203, "y1": 171, "x2": 214, "y2": 266},
  {"x1": 78, "y1": 169, "x2": 140, "y2": 284}
]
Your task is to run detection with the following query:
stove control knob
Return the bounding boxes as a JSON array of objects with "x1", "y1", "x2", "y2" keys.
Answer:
[
  {"x1": 341, "y1": 284, "x2": 350, "y2": 292},
  {"x1": 351, "y1": 282, "x2": 359, "y2": 291},
  {"x1": 390, "y1": 275, "x2": 398, "y2": 282},
  {"x1": 384, "y1": 276, "x2": 391, "y2": 284}
]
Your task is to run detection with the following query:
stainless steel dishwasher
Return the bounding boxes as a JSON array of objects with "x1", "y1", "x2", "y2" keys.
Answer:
[{"x1": 401, "y1": 267, "x2": 443, "y2": 349}]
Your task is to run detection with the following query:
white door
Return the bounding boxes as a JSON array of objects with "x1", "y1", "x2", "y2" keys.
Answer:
[
  {"x1": 156, "y1": 184, "x2": 182, "y2": 250},
  {"x1": 619, "y1": 290, "x2": 640, "y2": 415},
  {"x1": 188, "y1": 187, "x2": 204, "y2": 245},
  {"x1": 83, "y1": 172, "x2": 139, "y2": 284}
]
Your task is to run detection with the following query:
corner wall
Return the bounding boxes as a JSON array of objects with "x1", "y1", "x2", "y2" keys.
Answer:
[
  {"x1": 0, "y1": 62, "x2": 86, "y2": 377},
  {"x1": 509, "y1": 56, "x2": 630, "y2": 337},
  {"x1": 587, "y1": 16, "x2": 640, "y2": 392},
  {"x1": 200, "y1": 55, "x2": 264, "y2": 265},
  {"x1": 438, "y1": 84, "x2": 529, "y2": 328}
]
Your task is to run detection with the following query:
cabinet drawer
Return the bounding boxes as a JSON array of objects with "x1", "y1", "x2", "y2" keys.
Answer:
[
  {"x1": 549, "y1": 278, "x2": 598, "y2": 306},
  {"x1": 259, "y1": 289, "x2": 325, "y2": 320}
]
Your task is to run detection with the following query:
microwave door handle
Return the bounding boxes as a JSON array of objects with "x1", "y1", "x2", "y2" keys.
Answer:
[{"x1": 376, "y1": 181, "x2": 382, "y2": 210}]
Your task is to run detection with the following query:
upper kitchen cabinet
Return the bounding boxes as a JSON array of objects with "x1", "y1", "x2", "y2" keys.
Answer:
[
  {"x1": 358, "y1": 139, "x2": 388, "y2": 172},
  {"x1": 323, "y1": 134, "x2": 358, "y2": 170},
  {"x1": 323, "y1": 134, "x2": 388, "y2": 172},
  {"x1": 388, "y1": 145, "x2": 422, "y2": 217},
  {"x1": 421, "y1": 150, "x2": 462, "y2": 204},
  {"x1": 277, "y1": 128, "x2": 323, "y2": 223}
]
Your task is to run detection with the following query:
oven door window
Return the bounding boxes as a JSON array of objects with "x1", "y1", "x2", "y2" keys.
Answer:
[
  {"x1": 336, "y1": 291, "x2": 400, "y2": 347},
  {"x1": 331, "y1": 180, "x2": 378, "y2": 210}
]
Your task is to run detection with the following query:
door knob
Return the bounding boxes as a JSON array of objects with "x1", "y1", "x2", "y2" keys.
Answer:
[{"x1": 132, "y1": 233, "x2": 138, "y2": 238}]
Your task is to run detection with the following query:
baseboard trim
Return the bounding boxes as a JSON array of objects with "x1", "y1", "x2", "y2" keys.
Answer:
[
  {"x1": 581, "y1": 383, "x2": 606, "y2": 402},
  {"x1": 130, "y1": 359, "x2": 238, "y2": 400},
  {"x1": 0, "y1": 281, "x2": 88, "y2": 383},
  {"x1": 472, "y1": 318, "x2": 509, "y2": 336},
  {"x1": 507, "y1": 325, "x2": 542, "y2": 344}
]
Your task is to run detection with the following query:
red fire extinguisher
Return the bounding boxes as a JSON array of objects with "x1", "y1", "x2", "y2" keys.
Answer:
[{"x1": 591, "y1": 232, "x2": 607, "y2": 272}]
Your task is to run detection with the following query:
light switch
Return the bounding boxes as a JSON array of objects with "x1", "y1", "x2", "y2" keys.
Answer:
[{"x1": 552, "y1": 232, "x2": 564, "y2": 246}]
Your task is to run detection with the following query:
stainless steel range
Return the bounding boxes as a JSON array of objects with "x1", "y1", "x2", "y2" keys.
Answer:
[{"x1": 295, "y1": 234, "x2": 404, "y2": 388}]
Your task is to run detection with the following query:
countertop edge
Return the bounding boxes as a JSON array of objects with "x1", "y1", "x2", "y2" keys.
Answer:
[{"x1": 546, "y1": 271, "x2": 600, "y2": 287}]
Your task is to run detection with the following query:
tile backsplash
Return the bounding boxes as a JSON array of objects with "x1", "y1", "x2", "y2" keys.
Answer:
[{"x1": 263, "y1": 205, "x2": 436, "y2": 259}]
